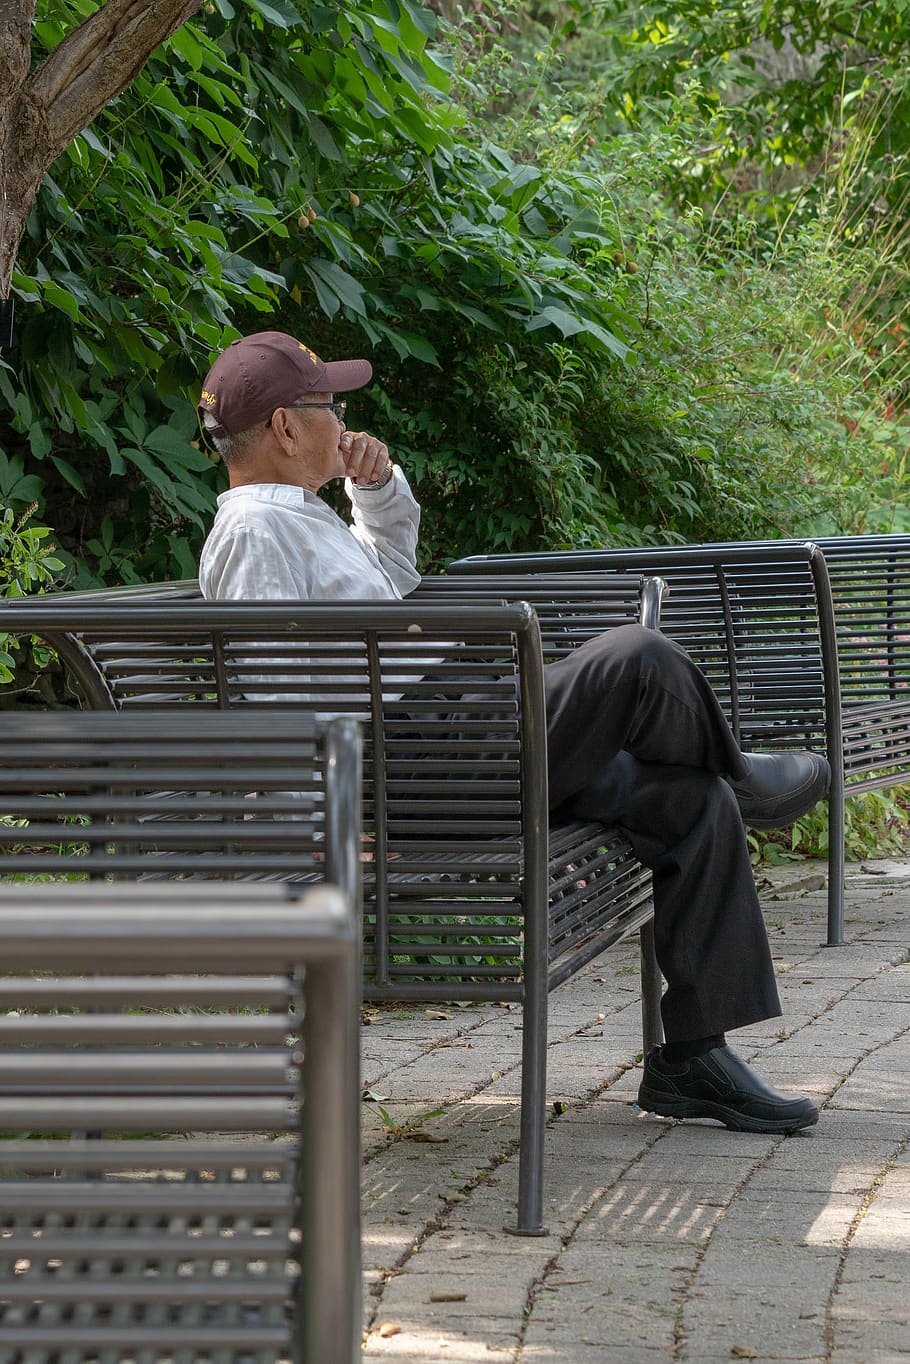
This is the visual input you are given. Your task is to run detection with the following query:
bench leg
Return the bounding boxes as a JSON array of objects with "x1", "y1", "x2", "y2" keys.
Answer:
[
  {"x1": 297, "y1": 947, "x2": 362, "y2": 1362},
  {"x1": 640, "y1": 917, "x2": 664, "y2": 1053},
  {"x1": 826, "y1": 781, "x2": 846, "y2": 947},
  {"x1": 507, "y1": 999, "x2": 550, "y2": 1237},
  {"x1": 507, "y1": 966, "x2": 549, "y2": 1237}
]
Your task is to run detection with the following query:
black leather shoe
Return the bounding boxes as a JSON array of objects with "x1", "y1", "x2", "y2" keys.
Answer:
[
  {"x1": 728, "y1": 751, "x2": 830, "y2": 829},
  {"x1": 637, "y1": 1044, "x2": 819, "y2": 1133}
]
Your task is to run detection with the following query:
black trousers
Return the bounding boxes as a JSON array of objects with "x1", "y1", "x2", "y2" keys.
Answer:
[{"x1": 544, "y1": 625, "x2": 781, "y2": 1042}]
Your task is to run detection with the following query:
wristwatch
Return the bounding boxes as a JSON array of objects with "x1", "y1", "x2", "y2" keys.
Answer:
[{"x1": 358, "y1": 460, "x2": 394, "y2": 490}]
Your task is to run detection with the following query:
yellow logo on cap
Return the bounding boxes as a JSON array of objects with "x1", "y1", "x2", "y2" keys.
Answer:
[
  {"x1": 200, "y1": 389, "x2": 216, "y2": 406},
  {"x1": 297, "y1": 344, "x2": 318, "y2": 366}
]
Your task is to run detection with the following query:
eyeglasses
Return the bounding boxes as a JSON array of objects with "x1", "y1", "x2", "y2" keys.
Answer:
[
  {"x1": 264, "y1": 400, "x2": 347, "y2": 431},
  {"x1": 288, "y1": 400, "x2": 347, "y2": 422}
]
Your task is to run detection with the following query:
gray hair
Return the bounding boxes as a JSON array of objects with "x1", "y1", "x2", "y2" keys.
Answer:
[{"x1": 203, "y1": 413, "x2": 263, "y2": 465}]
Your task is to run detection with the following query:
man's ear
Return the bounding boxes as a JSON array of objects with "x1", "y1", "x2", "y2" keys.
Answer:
[{"x1": 268, "y1": 407, "x2": 298, "y2": 454}]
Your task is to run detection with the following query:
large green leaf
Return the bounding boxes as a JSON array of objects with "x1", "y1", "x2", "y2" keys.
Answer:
[
  {"x1": 305, "y1": 258, "x2": 368, "y2": 317},
  {"x1": 243, "y1": 0, "x2": 301, "y2": 29}
]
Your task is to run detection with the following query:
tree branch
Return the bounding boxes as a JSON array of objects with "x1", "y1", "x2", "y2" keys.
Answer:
[
  {"x1": 0, "y1": 0, "x2": 201, "y2": 300},
  {"x1": 30, "y1": 0, "x2": 202, "y2": 164}
]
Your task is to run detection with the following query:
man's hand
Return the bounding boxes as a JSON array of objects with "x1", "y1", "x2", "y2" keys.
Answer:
[{"x1": 339, "y1": 430, "x2": 392, "y2": 486}]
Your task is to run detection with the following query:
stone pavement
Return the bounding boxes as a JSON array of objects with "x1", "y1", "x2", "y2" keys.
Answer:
[{"x1": 357, "y1": 858, "x2": 910, "y2": 1363}]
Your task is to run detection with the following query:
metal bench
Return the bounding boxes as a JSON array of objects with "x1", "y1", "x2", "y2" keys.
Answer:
[
  {"x1": 0, "y1": 709, "x2": 362, "y2": 1361},
  {"x1": 0, "y1": 879, "x2": 360, "y2": 1364},
  {"x1": 449, "y1": 535, "x2": 910, "y2": 947},
  {"x1": 2, "y1": 574, "x2": 665, "y2": 1236}
]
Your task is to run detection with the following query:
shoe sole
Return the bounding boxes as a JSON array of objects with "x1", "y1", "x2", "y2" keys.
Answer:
[
  {"x1": 637, "y1": 1089, "x2": 819, "y2": 1134},
  {"x1": 741, "y1": 800, "x2": 827, "y2": 830}
]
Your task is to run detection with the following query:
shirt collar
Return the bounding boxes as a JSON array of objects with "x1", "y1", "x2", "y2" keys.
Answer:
[{"x1": 216, "y1": 482, "x2": 320, "y2": 509}]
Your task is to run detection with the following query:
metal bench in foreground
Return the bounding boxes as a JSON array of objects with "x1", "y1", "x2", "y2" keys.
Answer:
[
  {"x1": 0, "y1": 880, "x2": 361, "y2": 1364},
  {"x1": 0, "y1": 709, "x2": 362, "y2": 1361}
]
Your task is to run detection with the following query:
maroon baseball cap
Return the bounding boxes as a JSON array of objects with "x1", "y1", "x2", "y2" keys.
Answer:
[{"x1": 198, "y1": 331, "x2": 373, "y2": 438}]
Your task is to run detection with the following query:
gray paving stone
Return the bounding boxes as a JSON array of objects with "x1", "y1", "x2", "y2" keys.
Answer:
[
  {"x1": 783, "y1": 946, "x2": 905, "y2": 974},
  {"x1": 572, "y1": 1183, "x2": 724, "y2": 1245},
  {"x1": 829, "y1": 1070, "x2": 910, "y2": 1112},
  {"x1": 839, "y1": 1248, "x2": 909, "y2": 1290},
  {"x1": 745, "y1": 1161, "x2": 878, "y2": 1196},
  {"x1": 681, "y1": 1291, "x2": 828, "y2": 1360},
  {"x1": 622, "y1": 1141, "x2": 773, "y2": 1178},
  {"x1": 522, "y1": 1296, "x2": 678, "y2": 1353},
  {"x1": 378, "y1": 1272, "x2": 529, "y2": 1319},
  {"x1": 364, "y1": 1322, "x2": 517, "y2": 1359},
  {"x1": 695, "y1": 1243, "x2": 840, "y2": 1290},
  {"x1": 832, "y1": 1315, "x2": 910, "y2": 1355},
  {"x1": 759, "y1": 1132, "x2": 896, "y2": 1170},
  {"x1": 680, "y1": 1355, "x2": 826, "y2": 1363},
  {"x1": 762, "y1": 1110, "x2": 908, "y2": 1148},
  {"x1": 747, "y1": 1057, "x2": 858, "y2": 1091},
  {"x1": 831, "y1": 1354, "x2": 910, "y2": 1364},
  {"x1": 710, "y1": 1195, "x2": 861, "y2": 1247},
  {"x1": 638, "y1": 1124, "x2": 777, "y2": 1158},
  {"x1": 526, "y1": 1348, "x2": 686, "y2": 1363}
]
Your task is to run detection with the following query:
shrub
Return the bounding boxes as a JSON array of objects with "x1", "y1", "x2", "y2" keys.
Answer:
[{"x1": 0, "y1": 503, "x2": 64, "y2": 707}]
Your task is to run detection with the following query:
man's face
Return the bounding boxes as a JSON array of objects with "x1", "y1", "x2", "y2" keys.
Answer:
[{"x1": 285, "y1": 391, "x2": 347, "y2": 486}]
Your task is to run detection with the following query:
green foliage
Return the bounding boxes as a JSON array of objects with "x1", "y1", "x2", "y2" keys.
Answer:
[
  {"x1": 3, "y1": 0, "x2": 644, "y2": 581},
  {"x1": 369, "y1": 1099, "x2": 447, "y2": 1139},
  {"x1": 491, "y1": 9, "x2": 910, "y2": 543},
  {"x1": 794, "y1": 786, "x2": 910, "y2": 862},
  {"x1": 2, "y1": 0, "x2": 908, "y2": 581},
  {"x1": 585, "y1": 0, "x2": 910, "y2": 195},
  {"x1": 0, "y1": 502, "x2": 63, "y2": 691},
  {"x1": 0, "y1": 503, "x2": 63, "y2": 599},
  {"x1": 749, "y1": 785, "x2": 910, "y2": 865}
]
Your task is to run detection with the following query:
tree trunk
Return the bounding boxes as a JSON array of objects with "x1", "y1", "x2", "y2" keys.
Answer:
[
  {"x1": 0, "y1": 0, "x2": 202, "y2": 308},
  {"x1": 0, "y1": 2, "x2": 36, "y2": 303}
]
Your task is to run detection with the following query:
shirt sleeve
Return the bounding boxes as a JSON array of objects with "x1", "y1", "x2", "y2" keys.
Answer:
[{"x1": 345, "y1": 465, "x2": 422, "y2": 597}]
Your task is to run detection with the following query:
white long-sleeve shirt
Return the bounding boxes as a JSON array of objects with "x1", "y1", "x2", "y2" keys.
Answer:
[
  {"x1": 198, "y1": 468, "x2": 421, "y2": 602},
  {"x1": 198, "y1": 469, "x2": 426, "y2": 709}
]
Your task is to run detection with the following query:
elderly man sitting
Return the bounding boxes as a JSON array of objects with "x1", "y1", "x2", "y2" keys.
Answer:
[{"x1": 198, "y1": 330, "x2": 829, "y2": 1135}]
